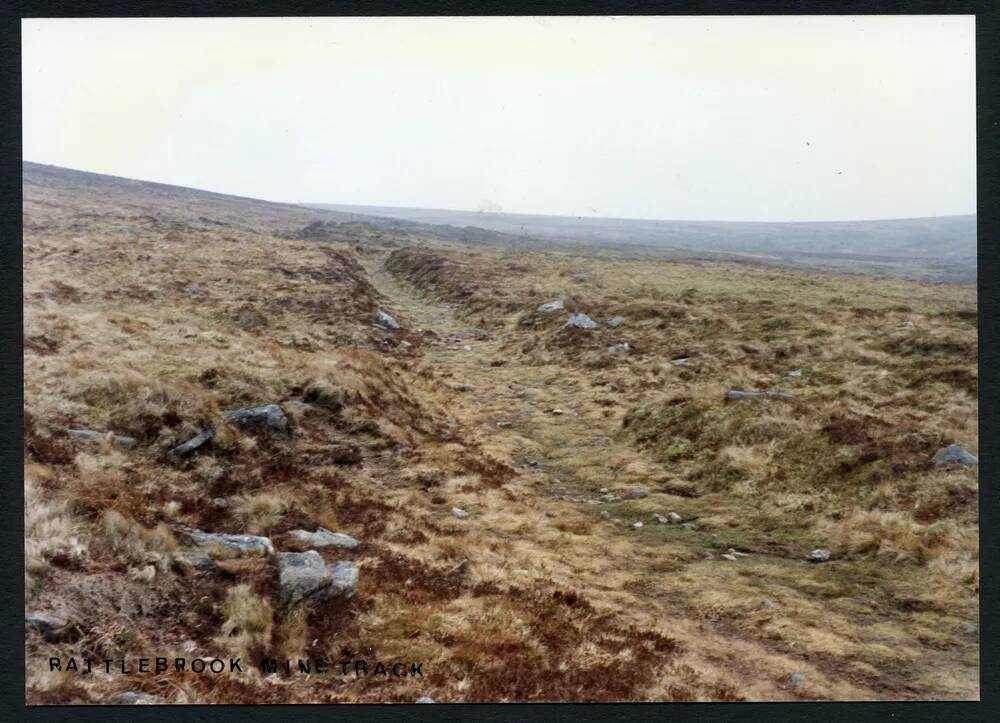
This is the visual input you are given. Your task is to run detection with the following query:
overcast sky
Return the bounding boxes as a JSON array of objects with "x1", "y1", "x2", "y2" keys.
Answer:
[{"x1": 23, "y1": 16, "x2": 975, "y2": 222}]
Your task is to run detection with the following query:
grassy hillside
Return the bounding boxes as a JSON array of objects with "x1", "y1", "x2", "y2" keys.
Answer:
[{"x1": 24, "y1": 164, "x2": 978, "y2": 703}]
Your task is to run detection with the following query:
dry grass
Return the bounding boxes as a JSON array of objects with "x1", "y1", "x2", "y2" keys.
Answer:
[{"x1": 23, "y1": 164, "x2": 978, "y2": 703}]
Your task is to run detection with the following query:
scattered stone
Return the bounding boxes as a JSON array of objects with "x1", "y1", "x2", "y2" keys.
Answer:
[
  {"x1": 667, "y1": 512, "x2": 682, "y2": 524},
  {"x1": 167, "y1": 427, "x2": 216, "y2": 460},
  {"x1": 377, "y1": 309, "x2": 400, "y2": 330},
  {"x1": 808, "y1": 548, "x2": 831, "y2": 563},
  {"x1": 451, "y1": 507, "x2": 469, "y2": 519},
  {"x1": 111, "y1": 691, "x2": 165, "y2": 705},
  {"x1": 608, "y1": 316, "x2": 625, "y2": 328},
  {"x1": 653, "y1": 513, "x2": 668, "y2": 524},
  {"x1": 222, "y1": 403, "x2": 288, "y2": 432},
  {"x1": 789, "y1": 672, "x2": 805, "y2": 688},
  {"x1": 550, "y1": 408, "x2": 565, "y2": 415},
  {"x1": 25, "y1": 612, "x2": 69, "y2": 641},
  {"x1": 962, "y1": 623, "x2": 977, "y2": 634},
  {"x1": 572, "y1": 273, "x2": 591, "y2": 282},
  {"x1": 670, "y1": 358, "x2": 691, "y2": 366},
  {"x1": 633, "y1": 521, "x2": 643, "y2": 529},
  {"x1": 416, "y1": 696, "x2": 436, "y2": 703},
  {"x1": 725, "y1": 390, "x2": 795, "y2": 401},
  {"x1": 211, "y1": 497, "x2": 228, "y2": 509},
  {"x1": 278, "y1": 551, "x2": 358, "y2": 606},
  {"x1": 463, "y1": 345, "x2": 472, "y2": 352},
  {"x1": 607, "y1": 342, "x2": 630, "y2": 353},
  {"x1": 702, "y1": 551, "x2": 715, "y2": 559},
  {"x1": 537, "y1": 299, "x2": 565, "y2": 313},
  {"x1": 184, "y1": 529, "x2": 274, "y2": 556},
  {"x1": 599, "y1": 487, "x2": 609, "y2": 493},
  {"x1": 290, "y1": 528, "x2": 360, "y2": 549},
  {"x1": 898, "y1": 320, "x2": 915, "y2": 328},
  {"x1": 932, "y1": 444, "x2": 978, "y2": 467},
  {"x1": 599, "y1": 511, "x2": 611, "y2": 520},
  {"x1": 563, "y1": 313, "x2": 598, "y2": 330},
  {"x1": 721, "y1": 553, "x2": 739, "y2": 561},
  {"x1": 622, "y1": 486, "x2": 650, "y2": 500},
  {"x1": 399, "y1": 340, "x2": 412, "y2": 348},
  {"x1": 497, "y1": 420, "x2": 512, "y2": 428},
  {"x1": 728, "y1": 548, "x2": 749, "y2": 558},
  {"x1": 174, "y1": 551, "x2": 215, "y2": 571},
  {"x1": 785, "y1": 369, "x2": 802, "y2": 378},
  {"x1": 682, "y1": 522, "x2": 697, "y2": 530},
  {"x1": 68, "y1": 429, "x2": 138, "y2": 449},
  {"x1": 185, "y1": 285, "x2": 204, "y2": 296}
]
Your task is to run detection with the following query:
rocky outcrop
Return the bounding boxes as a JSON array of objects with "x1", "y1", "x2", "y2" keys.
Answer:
[
  {"x1": 183, "y1": 529, "x2": 274, "y2": 556},
  {"x1": 289, "y1": 528, "x2": 360, "y2": 549},
  {"x1": 222, "y1": 404, "x2": 288, "y2": 432}
]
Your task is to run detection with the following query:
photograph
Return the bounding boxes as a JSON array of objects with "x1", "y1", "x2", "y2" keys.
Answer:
[{"x1": 21, "y1": 14, "x2": 978, "y2": 703}]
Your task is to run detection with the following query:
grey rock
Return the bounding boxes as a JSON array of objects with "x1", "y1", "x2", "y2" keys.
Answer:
[
  {"x1": 451, "y1": 507, "x2": 469, "y2": 519},
  {"x1": 932, "y1": 444, "x2": 978, "y2": 467},
  {"x1": 377, "y1": 309, "x2": 401, "y2": 330},
  {"x1": 808, "y1": 548, "x2": 831, "y2": 562},
  {"x1": 167, "y1": 427, "x2": 216, "y2": 460},
  {"x1": 278, "y1": 551, "x2": 358, "y2": 606},
  {"x1": 667, "y1": 512, "x2": 682, "y2": 524},
  {"x1": 185, "y1": 286, "x2": 204, "y2": 296},
  {"x1": 111, "y1": 691, "x2": 165, "y2": 705},
  {"x1": 721, "y1": 553, "x2": 739, "y2": 561},
  {"x1": 898, "y1": 320, "x2": 915, "y2": 328},
  {"x1": 725, "y1": 390, "x2": 796, "y2": 401},
  {"x1": 653, "y1": 513, "x2": 668, "y2": 524},
  {"x1": 785, "y1": 369, "x2": 802, "y2": 378},
  {"x1": 184, "y1": 529, "x2": 274, "y2": 556},
  {"x1": 68, "y1": 429, "x2": 138, "y2": 449},
  {"x1": 608, "y1": 316, "x2": 625, "y2": 328},
  {"x1": 607, "y1": 342, "x2": 630, "y2": 353},
  {"x1": 537, "y1": 299, "x2": 564, "y2": 313},
  {"x1": 222, "y1": 404, "x2": 288, "y2": 432},
  {"x1": 789, "y1": 672, "x2": 805, "y2": 687},
  {"x1": 962, "y1": 623, "x2": 977, "y2": 634},
  {"x1": 670, "y1": 358, "x2": 691, "y2": 366},
  {"x1": 25, "y1": 612, "x2": 70, "y2": 640},
  {"x1": 599, "y1": 511, "x2": 611, "y2": 520},
  {"x1": 174, "y1": 551, "x2": 215, "y2": 571},
  {"x1": 290, "y1": 528, "x2": 360, "y2": 549},
  {"x1": 416, "y1": 696, "x2": 436, "y2": 703},
  {"x1": 622, "y1": 486, "x2": 650, "y2": 500},
  {"x1": 702, "y1": 551, "x2": 715, "y2": 559},
  {"x1": 632, "y1": 521, "x2": 644, "y2": 529},
  {"x1": 563, "y1": 313, "x2": 598, "y2": 330},
  {"x1": 682, "y1": 522, "x2": 697, "y2": 530}
]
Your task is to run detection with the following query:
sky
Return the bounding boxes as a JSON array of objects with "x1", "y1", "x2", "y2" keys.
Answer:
[{"x1": 22, "y1": 16, "x2": 976, "y2": 222}]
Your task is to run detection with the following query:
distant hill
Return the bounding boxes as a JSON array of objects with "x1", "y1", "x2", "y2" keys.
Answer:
[{"x1": 307, "y1": 203, "x2": 977, "y2": 281}]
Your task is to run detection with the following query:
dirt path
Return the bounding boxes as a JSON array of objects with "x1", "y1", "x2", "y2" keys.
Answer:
[{"x1": 361, "y1": 252, "x2": 980, "y2": 702}]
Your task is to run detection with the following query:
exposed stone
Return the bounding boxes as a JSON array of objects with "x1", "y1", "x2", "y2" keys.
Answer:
[
  {"x1": 962, "y1": 623, "x2": 977, "y2": 634},
  {"x1": 599, "y1": 511, "x2": 611, "y2": 520},
  {"x1": 670, "y1": 358, "x2": 691, "y2": 366},
  {"x1": 608, "y1": 316, "x2": 625, "y2": 328},
  {"x1": 633, "y1": 521, "x2": 643, "y2": 529},
  {"x1": 68, "y1": 429, "x2": 138, "y2": 449},
  {"x1": 377, "y1": 309, "x2": 401, "y2": 330},
  {"x1": 537, "y1": 299, "x2": 565, "y2": 313},
  {"x1": 174, "y1": 551, "x2": 215, "y2": 571},
  {"x1": 25, "y1": 612, "x2": 70, "y2": 641},
  {"x1": 789, "y1": 673, "x2": 805, "y2": 688},
  {"x1": 451, "y1": 507, "x2": 469, "y2": 519},
  {"x1": 721, "y1": 553, "x2": 738, "y2": 561},
  {"x1": 167, "y1": 427, "x2": 216, "y2": 460},
  {"x1": 785, "y1": 369, "x2": 802, "y2": 378},
  {"x1": 278, "y1": 551, "x2": 358, "y2": 606},
  {"x1": 184, "y1": 529, "x2": 274, "y2": 556},
  {"x1": 416, "y1": 696, "x2": 436, "y2": 703},
  {"x1": 290, "y1": 528, "x2": 360, "y2": 549},
  {"x1": 563, "y1": 313, "x2": 598, "y2": 330},
  {"x1": 111, "y1": 691, "x2": 165, "y2": 705},
  {"x1": 222, "y1": 404, "x2": 288, "y2": 432},
  {"x1": 607, "y1": 342, "x2": 630, "y2": 353},
  {"x1": 667, "y1": 512, "x2": 682, "y2": 524},
  {"x1": 808, "y1": 548, "x2": 831, "y2": 563},
  {"x1": 725, "y1": 390, "x2": 796, "y2": 401},
  {"x1": 932, "y1": 444, "x2": 978, "y2": 467}
]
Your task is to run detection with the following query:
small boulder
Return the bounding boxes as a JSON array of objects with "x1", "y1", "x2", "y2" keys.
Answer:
[
  {"x1": 184, "y1": 529, "x2": 274, "y2": 557},
  {"x1": 808, "y1": 548, "x2": 831, "y2": 563},
  {"x1": 607, "y1": 342, "x2": 630, "y2": 353},
  {"x1": 111, "y1": 691, "x2": 165, "y2": 705},
  {"x1": 222, "y1": 404, "x2": 288, "y2": 432},
  {"x1": 563, "y1": 313, "x2": 597, "y2": 330},
  {"x1": 537, "y1": 299, "x2": 564, "y2": 313},
  {"x1": 451, "y1": 507, "x2": 469, "y2": 519},
  {"x1": 290, "y1": 528, "x2": 360, "y2": 549},
  {"x1": 932, "y1": 444, "x2": 978, "y2": 467},
  {"x1": 599, "y1": 511, "x2": 611, "y2": 520},
  {"x1": 167, "y1": 427, "x2": 216, "y2": 461},
  {"x1": 721, "y1": 553, "x2": 738, "y2": 562},
  {"x1": 788, "y1": 672, "x2": 805, "y2": 688},
  {"x1": 667, "y1": 512, "x2": 682, "y2": 524},
  {"x1": 278, "y1": 551, "x2": 358, "y2": 606},
  {"x1": 633, "y1": 521, "x2": 643, "y2": 529},
  {"x1": 377, "y1": 309, "x2": 401, "y2": 330},
  {"x1": 25, "y1": 612, "x2": 70, "y2": 641},
  {"x1": 608, "y1": 316, "x2": 625, "y2": 328},
  {"x1": 416, "y1": 696, "x2": 436, "y2": 703}
]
